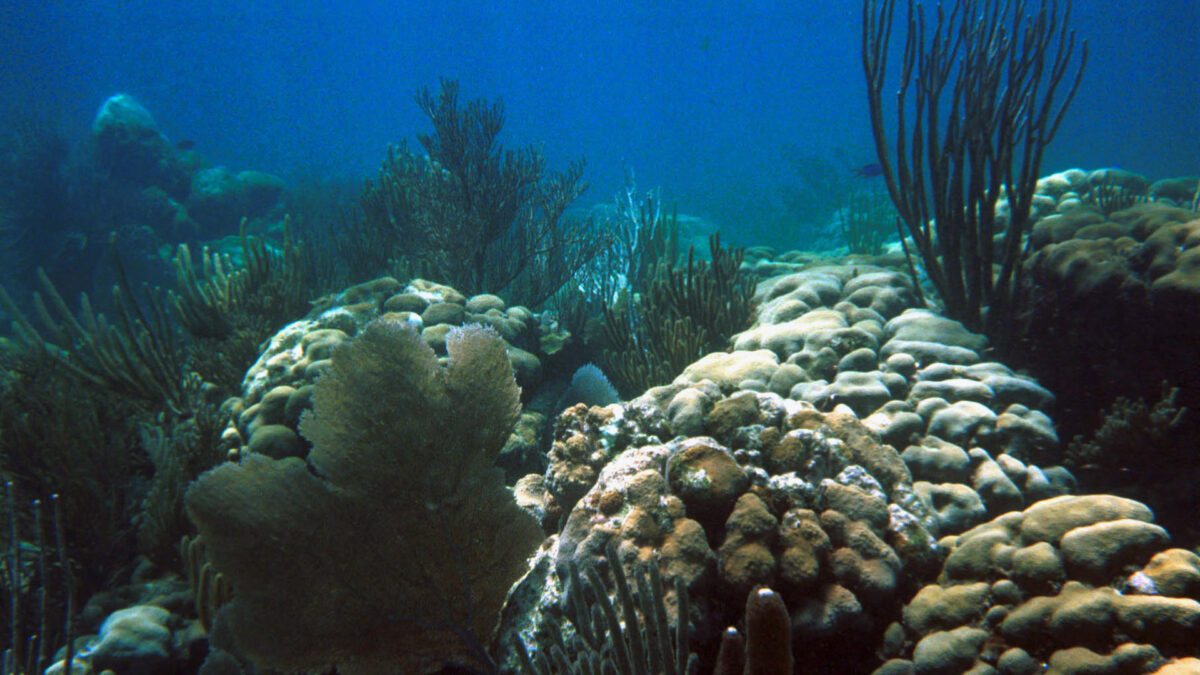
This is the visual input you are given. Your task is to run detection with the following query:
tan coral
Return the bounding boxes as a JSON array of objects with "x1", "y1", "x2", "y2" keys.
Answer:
[{"x1": 881, "y1": 495, "x2": 1200, "y2": 674}]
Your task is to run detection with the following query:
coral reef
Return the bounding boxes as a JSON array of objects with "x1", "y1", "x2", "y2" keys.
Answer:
[
  {"x1": 214, "y1": 276, "x2": 567, "y2": 481},
  {"x1": 877, "y1": 495, "x2": 1200, "y2": 673},
  {"x1": 4, "y1": 96, "x2": 1200, "y2": 675},
  {"x1": 1022, "y1": 198, "x2": 1200, "y2": 431},
  {"x1": 1010, "y1": 169, "x2": 1200, "y2": 544},
  {"x1": 506, "y1": 402, "x2": 938, "y2": 673},
  {"x1": 6, "y1": 246, "x2": 1195, "y2": 675},
  {"x1": 0, "y1": 264, "x2": 192, "y2": 414},
  {"x1": 716, "y1": 587, "x2": 794, "y2": 675},
  {"x1": 170, "y1": 218, "x2": 329, "y2": 393},
  {"x1": 863, "y1": 0, "x2": 1087, "y2": 339},
  {"x1": 499, "y1": 261, "x2": 1085, "y2": 672},
  {"x1": 0, "y1": 344, "x2": 149, "y2": 606},
  {"x1": 515, "y1": 539, "x2": 694, "y2": 674},
  {"x1": 601, "y1": 234, "x2": 756, "y2": 396},
  {"x1": 1064, "y1": 384, "x2": 1194, "y2": 545},
  {"x1": 836, "y1": 184, "x2": 897, "y2": 256},
  {"x1": 1, "y1": 488, "x2": 77, "y2": 675},
  {"x1": 90, "y1": 94, "x2": 284, "y2": 246}
]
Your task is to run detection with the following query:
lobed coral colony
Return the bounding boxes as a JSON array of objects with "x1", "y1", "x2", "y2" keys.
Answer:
[{"x1": 2, "y1": 2, "x2": 1200, "y2": 675}]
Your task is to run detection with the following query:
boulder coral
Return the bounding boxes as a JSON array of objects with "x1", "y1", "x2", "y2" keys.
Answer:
[
  {"x1": 501, "y1": 262, "x2": 1084, "y2": 672},
  {"x1": 219, "y1": 276, "x2": 564, "y2": 478},
  {"x1": 504, "y1": 400, "x2": 942, "y2": 673},
  {"x1": 1015, "y1": 182, "x2": 1200, "y2": 545},
  {"x1": 685, "y1": 266, "x2": 1068, "y2": 534},
  {"x1": 878, "y1": 495, "x2": 1200, "y2": 674},
  {"x1": 1021, "y1": 198, "x2": 1200, "y2": 439}
]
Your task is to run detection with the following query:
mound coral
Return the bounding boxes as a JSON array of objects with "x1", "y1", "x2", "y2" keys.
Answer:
[
  {"x1": 879, "y1": 495, "x2": 1200, "y2": 673},
  {"x1": 501, "y1": 263, "x2": 1083, "y2": 672}
]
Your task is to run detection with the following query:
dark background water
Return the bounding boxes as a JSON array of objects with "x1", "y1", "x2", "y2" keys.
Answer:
[{"x1": 5, "y1": 0, "x2": 1198, "y2": 246}]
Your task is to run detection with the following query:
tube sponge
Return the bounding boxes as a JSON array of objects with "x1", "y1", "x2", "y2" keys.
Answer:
[
  {"x1": 185, "y1": 319, "x2": 542, "y2": 675},
  {"x1": 714, "y1": 587, "x2": 794, "y2": 675},
  {"x1": 743, "y1": 587, "x2": 793, "y2": 675}
]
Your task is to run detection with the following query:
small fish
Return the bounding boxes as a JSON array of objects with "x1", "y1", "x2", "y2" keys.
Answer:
[
  {"x1": 64, "y1": 230, "x2": 88, "y2": 251},
  {"x1": 854, "y1": 163, "x2": 884, "y2": 178},
  {"x1": 176, "y1": 139, "x2": 196, "y2": 151}
]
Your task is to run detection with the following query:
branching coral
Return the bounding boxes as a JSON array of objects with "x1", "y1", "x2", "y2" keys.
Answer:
[
  {"x1": 1065, "y1": 383, "x2": 1196, "y2": 543},
  {"x1": 1, "y1": 488, "x2": 75, "y2": 675},
  {"x1": 0, "y1": 259, "x2": 190, "y2": 414},
  {"x1": 863, "y1": 0, "x2": 1087, "y2": 344},
  {"x1": 544, "y1": 179, "x2": 676, "y2": 358},
  {"x1": 602, "y1": 234, "x2": 756, "y2": 396},
  {"x1": 185, "y1": 319, "x2": 542, "y2": 675},
  {"x1": 0, "y1": 345, "x2": 139, "y2": 643},
  {"x1": 172, "y1": 217, "x2": 325, "y2": 392},
  {"x1": 135, "y1": 398, "x2": 225, "y2": 568},
  {"x1": 1088, "y1": 182, "x2": 1148, "y2": 216},
  {"x1": 179, "y1": 535, "x2": 230, "y2": 634},
  {"x1": 837, "y1": 184, "x2": 896, "y2": 256},
  {"x1": 1066, "y1": 383, "x2": 1187, "y2": 471},
  {"x1": 353, "y1": 79, "x2": 601, "y2": 306}
]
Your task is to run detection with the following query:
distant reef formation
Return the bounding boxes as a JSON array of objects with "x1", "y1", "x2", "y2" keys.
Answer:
[{"x1": 92, "y1": 93, "x2": 285, "y2": 241}]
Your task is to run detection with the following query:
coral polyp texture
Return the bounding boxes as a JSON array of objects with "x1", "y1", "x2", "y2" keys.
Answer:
[
  {"x1": 876, "y1": 495, "x2": 1200, "y2": 674},
  {"x1": 499, "y1": 263, "x2": 1084, "y2": 672},
  {"x1": 216, "y1": 276, "x2": 564, "y2": 478}
]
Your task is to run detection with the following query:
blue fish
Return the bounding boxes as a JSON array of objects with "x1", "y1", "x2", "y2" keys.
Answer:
[{"x1": 854, "y1": 163, "x2": 884, "y2": 178}]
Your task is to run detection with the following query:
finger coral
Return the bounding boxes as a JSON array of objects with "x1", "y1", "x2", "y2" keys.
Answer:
[{"x1": 185, "y1": 319, "x2": 542, "y2": 675}]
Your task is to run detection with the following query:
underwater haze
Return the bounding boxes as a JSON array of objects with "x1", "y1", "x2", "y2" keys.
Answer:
[
  {"x1": 6, "y1": 0, "x2": 1198, "y2": 244},
  {"x1": 6, "y1": 1, "x2": 1200, "y2": 673}
]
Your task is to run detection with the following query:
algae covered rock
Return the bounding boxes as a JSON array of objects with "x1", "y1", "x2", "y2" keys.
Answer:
[{"x1": 92, "y1": 94, "x2": 190, "y2": 198}]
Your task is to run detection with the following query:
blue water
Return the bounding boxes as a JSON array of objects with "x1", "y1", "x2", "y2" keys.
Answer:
[{"x1": 6, "y1": 0, "x2": 1198, "y2": 246}]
